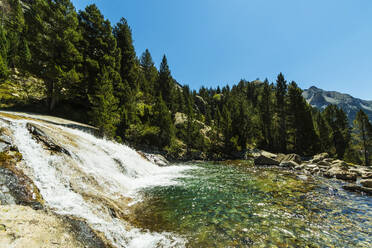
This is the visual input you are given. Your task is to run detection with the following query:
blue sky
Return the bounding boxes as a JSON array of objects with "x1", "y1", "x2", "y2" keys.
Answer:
[{"x1": 71, "y1": 0, "x2": 372, "y2": 100}]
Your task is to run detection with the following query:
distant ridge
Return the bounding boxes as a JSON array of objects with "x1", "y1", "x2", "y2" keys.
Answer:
[{"x1": 302, "y1": 86, "x2": 372, "y2": 124}]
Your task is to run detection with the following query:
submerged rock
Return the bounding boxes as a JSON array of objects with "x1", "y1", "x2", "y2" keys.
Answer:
[
  {"x1": 66, "y1": 218, "x2": 109, "y2": 248},
  {"x1": 342, "y1": 184, "x2": 372, "y2": 195}
]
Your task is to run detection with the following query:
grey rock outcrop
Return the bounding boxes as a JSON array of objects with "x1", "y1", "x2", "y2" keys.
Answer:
[
  {"x1": 303, "y1": 86, "x2": 372, "y2": 124},
  {"x1": 276, "y1": 153, "x2": 302, "y2": 164}
]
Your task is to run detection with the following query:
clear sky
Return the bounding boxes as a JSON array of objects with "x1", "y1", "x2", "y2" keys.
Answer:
[{"x1": 71, "y1": 0, "x2": 372, "y2": 100}]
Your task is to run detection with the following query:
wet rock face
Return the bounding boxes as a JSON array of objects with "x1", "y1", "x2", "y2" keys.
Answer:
[
  {"x1": 26, "y1": 123, "x2": 70, "y2": 156},
  {"x1": 67, "y1": 218, "x2": 108, "y2": 248},
  {"x1": 140, "y1": 152, "x2": 169, "y2": 167},
  {"x1": 0, "y1": 151, "x2": 43, "y2": 209}
]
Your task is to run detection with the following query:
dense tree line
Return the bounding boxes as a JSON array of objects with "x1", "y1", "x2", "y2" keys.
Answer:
[{"x1": 1, "y1": 0, "x2": 371, "y2": 164}]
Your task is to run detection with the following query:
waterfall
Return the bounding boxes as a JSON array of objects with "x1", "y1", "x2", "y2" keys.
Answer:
[{"x1": 4, "y1": 116, "x2": 191, "y2": 248}]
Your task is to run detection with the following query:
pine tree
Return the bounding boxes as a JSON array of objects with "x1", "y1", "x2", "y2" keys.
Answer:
[
  {"x1": 236, "y1": 100, "x2": 251, "y2": 150},
  {"x1": 157, "y1": 55, "x2": 174, "y2": 108},
  {"x1": 274, "y1": 73, "x2": 287, "y2": 152},
  {"x1": 153, "y1": 95, "x2": 175, "y2": 148},
  {"x1": 314, "y1": 111, "x2": 332, "y2": 152},
  {"x1": 88, "y1": 66, "x2": 119, "y2": 137},
  {"x1": 183, "y1": 99, "x2": 204, "y2": 153},
  {"x1": 6, "y1": 0, "x2": 25, "y2": 68},
  {"x1": 78, "y1": 4, "x2": 123, "y2": 135},
  {"x1": 113, "y1": 18, "x2": 139, "y2": 91},
  {"x1": 221, "y1": 105, "x2": 232, "y2": 151},
  {"x1": 287, "y1": 81, "x2": 318, "y2": 155},
  {"x1": 323, "y1": 105, "x2": 350, "y2": 158},
  {"x1": 258, "y1": 79, "x2": 272, "y2": 149},
  {"x1": 140, "y1": 49, "x2": 158, "y2": 98},
  {"x1": 353, "y1": 109, "x2": 372, "y2": 166},
  {"x1": 0, "y1": 25, "x2": 8, "y2": 79},
  {"x1": 25, "y1": 0, "x2": 82, "y2": 110}
]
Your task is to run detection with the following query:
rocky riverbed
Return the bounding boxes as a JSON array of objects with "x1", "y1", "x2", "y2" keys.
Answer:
[
  {"x1": 254, "y1": 151, "x2": 372, "y2": 195},
  {"x1": 0, "y1": 111, "x2": 371, "y2": 247}
]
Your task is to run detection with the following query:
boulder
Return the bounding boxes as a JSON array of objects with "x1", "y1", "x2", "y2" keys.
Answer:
[
  {"x1": 254, "y1": 155, "x2": 279, "y2": 166},
  {"x1": 294, "y1": 164, "x2": 304, "y2": 170},
  {"x1": 324, "y1": 166, "x2": 357, "y2": 181},
  {"x1": 276, "y1": 153, "x2": 302, "y2": 164},
  {"x1": 349, "y1": 167, "x2": 368, "y2": 177},
  {"x1": 317, "y1": 160, "x2": 331, "y2": 167},
  {"x1": 361, "y1": 172, "x2": 372, "y2": 179},
  {"x1": 304, "y1": 164, "x2": 319, "y2": 174},
  {"x1": 323, "y1": 158, "x2": 334, "y2": 163},
  {"x1": 331, "y1": 160, "x2": 346, "y2": 166},
  {"x1": 279, "y1": 161, "x2": 299, "y2": 168},
  {"x1": 360, "y1": 179, "x2": 372, "y2": 188},
  {"x1": 246, "y1": 149, "x2": 277, "y2": 159},
  {"x1": 139, "y1": 152, "x2": 169, "y2": 166},
  {"x1": 312, "y1": 153, "x2": 329, "y2": 163},
  {"x1": 305, "y1": 164, "x2": 318, "y2": 169}
]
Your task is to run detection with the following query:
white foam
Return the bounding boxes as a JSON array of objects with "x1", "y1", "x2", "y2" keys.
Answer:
[{"x1": 8, "y1": 118, "x2": 191, "y2": 247}]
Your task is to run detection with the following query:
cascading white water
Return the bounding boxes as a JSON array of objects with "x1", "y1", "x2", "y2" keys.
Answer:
[{"x1": 5, "y1": 116, "x2": 192, "y2": 248}]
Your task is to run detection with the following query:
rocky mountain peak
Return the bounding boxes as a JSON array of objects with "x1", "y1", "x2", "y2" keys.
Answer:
[{"x1": 302, "y1": 86, "x2": 372, "y2": 124}]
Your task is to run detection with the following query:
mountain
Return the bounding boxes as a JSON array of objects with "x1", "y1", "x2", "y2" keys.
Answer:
[{"x1": 302, "y1": 86, "x2": 372, "y2": 124}]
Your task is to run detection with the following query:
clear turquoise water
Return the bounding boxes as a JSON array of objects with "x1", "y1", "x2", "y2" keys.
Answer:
[{"x1": 131, "y1": 161, "x2": 372, "y2": 247}]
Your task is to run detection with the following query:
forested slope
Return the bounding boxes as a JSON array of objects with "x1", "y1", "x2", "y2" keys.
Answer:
[{"x1": 0, "y1": 0, "x2": 371, "y2": 165}]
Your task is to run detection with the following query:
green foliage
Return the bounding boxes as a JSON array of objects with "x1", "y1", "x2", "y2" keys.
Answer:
[
  {"x1": 258, "y1": 79, "x2": 273, "y2": 150},
  {"x1": 0, "y1": 26, "x2": 8, "y2": 79},
  {"x1": 286, "y1": 81, "x2": 319, "y2": 155},
  {"x1": 114, "y1": 17, "x2": 140, "y2": 97},
  {"x1": 157, "y1": 55, "x2": 174, "y2": 108},
  {"x1": 140, "y1": 49, "x2": 158, "y2": 99},
  {"x1": 323, "y1": 105, "x2": 351, "y2": 158},
  {"x1": 274, "y1": 73, "x2": 287, "y2": 152},
  {"x1": 25, "y1": 0, "x2": 82, "y2": 110},
  {"x1": 88, "y1": 66, "x2": 119, "y2": 137},
  {"x1": 353, "y1": 109, "x2": 372, "y2": 166},
  {"x1": 6, "y1": 0, "x2": 26, "y2": 68},
  {"x1": 5, "y1": 0, "x2": 369, "y2": 161},
  {"x1": 152, "y1": 95, "x2": 175, "y2": 148}
]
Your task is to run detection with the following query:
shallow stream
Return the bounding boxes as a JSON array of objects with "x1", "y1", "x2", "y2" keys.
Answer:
[{"x1": 132, "y1": 161, "x2": 372, "y2": 247}]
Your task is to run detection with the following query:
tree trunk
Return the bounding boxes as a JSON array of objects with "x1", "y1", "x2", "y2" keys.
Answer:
[{"x1": 47, "y1": 81, "x2": 58, "y2": 112}]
